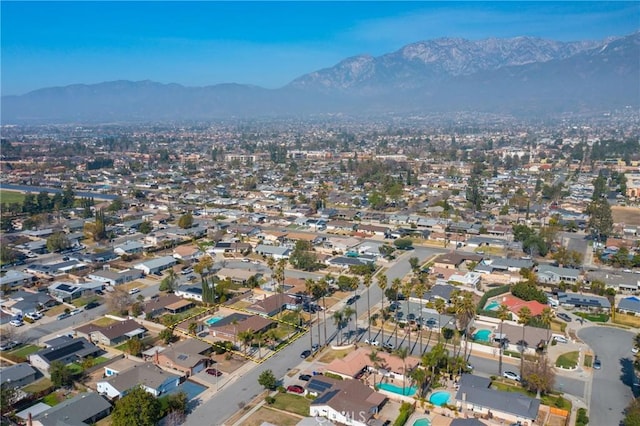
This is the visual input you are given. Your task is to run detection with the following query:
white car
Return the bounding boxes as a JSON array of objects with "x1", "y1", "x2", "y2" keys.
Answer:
[
  {"x1": 25, "y1": 312, "x2": 43, "y2": 321},
  {"x1": 128, "y1": 288, "x2": 140, "y2": 295},
  {"x1": 69, "y1": 308, "x2": 83, "y2": 316},
  {"x1": 632, "y1": 347, "x2": 639, "y2": 354},
  {"x1": 503, "y1": 371, "x2": 521, "y2": 382},
  {"x1": 365, "y1": 339, "x2": 380, "y2": 346},
  {"x1": 9, "y1": 319, "x2": 24, "y2": 327}
]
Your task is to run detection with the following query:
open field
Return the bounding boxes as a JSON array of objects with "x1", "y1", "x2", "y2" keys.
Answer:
[
  {"x1": 612, "y1": 206, "x2": 640, "y2": 226},
  {"x1": 0, "y1": 190, "x2": 25, "y2": 204},
  {"x1": 614, "y1": 312, "x2": 640, "y2": 327}
]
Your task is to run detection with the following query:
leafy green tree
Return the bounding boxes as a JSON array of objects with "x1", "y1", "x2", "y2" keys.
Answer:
[
  {"x1": 139, "y1": 221, "x2": 153, "y2": 234},
  {"x1": 107, "y1": 197, "x2": 124, "y2": 212},
  {"x1": 160, "y1": 269, "x2": 178, "y2": 292},
  {"x1": 289, "y1": 240, "x2": 320, "y2": 271},
  {"x1": 522, "y1": 356, "x2": 555, "y2": 396},
  {"x1": 258, "y1": 369, "x2": 277, "y2": 390},
  {"x1": 112, "y1": 386, "x2": 161, "y2": 426},
  {"x1": 368, "y1": 190, "x2": 386, "y2": 210},
  {"x1": 126, "y1": 337, "x2": 143, "y2": 357},
  {"x1": 393, "y1": 238, "x2": 413, "y2": 250},
  {"x1": 465, "y1": 175, "x2": 483, "y2": 211},
  {"x1": 159, "y1": 328, "x2": 175, "y2": 344},
  {"x1": 178, "y1": 212, "x2": 194, "y2": 229},
  {"x1": 587, "y1": 197, "x2": 613, "y2": 241},
  {"x1": 50, "y1": 361, "x2": 73, "y2": 388},
  {"x1": 0, "y1": 385, "x2": 17, "y2": 414},
  {"x1": 46, "y1": 232, "x2": 72, "y2": 253},
  {"x1": 512, "y1": 281, "x2": 548, "y2": 304}
]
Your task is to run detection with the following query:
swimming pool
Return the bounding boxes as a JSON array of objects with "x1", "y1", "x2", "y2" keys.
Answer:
[
  {"x1": 377, "y1": 382, "x2": 417, "y2": 397},
  {"x1": 429, "y1": 391, "x2": 450, "y2": 406},
  {"x1": 473, "y1": 329, "x2": 492, "y2": 342},
  {"x1": 412, "y1": 418, "x2": 431, "y2": 426},
  {"x1": 168, "y1": 380, "x2": 207, "y2": 400},
  {"x1": 484, "y1": 300, "x2": 500, "y2": 311},
  {"x1": 205, "y1": 316, "x2": 223, "y2": 326}
]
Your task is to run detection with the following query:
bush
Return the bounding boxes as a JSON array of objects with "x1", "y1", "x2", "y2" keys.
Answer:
[
  {"x1": 265, "y1": 396, "x2": 275, "y2": 405},
  {"x1": 393, "y1": 402, "x2": 415, "y2": 426},
  {"x1": 577, "y1": 408, "x2": 589, "y2": 426},
  {"x1": 323, "y1": 372, "x2": 343, "y2": 380}
]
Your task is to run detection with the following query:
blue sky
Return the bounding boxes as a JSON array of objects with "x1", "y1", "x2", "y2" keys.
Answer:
[{"x1": 2, "y1": 1, "x2": 638, "y2": 95}]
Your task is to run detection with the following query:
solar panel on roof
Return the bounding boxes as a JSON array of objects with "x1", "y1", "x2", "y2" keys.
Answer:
[
  {"x1": 177, "y1": 354, "x2": 188, "y2": 360},
  {"x1": 307, "y1": 378, "x2": 333, "y2": 393},
  {"x1": 313, "y1": 389, "x2": 338, "y2": 405},
  {"x1": 57, "y1": 284, "x2": 77, "y2": 292}
]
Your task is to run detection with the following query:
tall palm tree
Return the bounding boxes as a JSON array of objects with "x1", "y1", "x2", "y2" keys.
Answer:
[
  {"x1": 343, "y1": 306, "x2": 356, "y2": 344},
  {"x1": 391, "y1": 278, "x2": 402, "y2": 348},
  {"x1": 518, "y1": 306, "x2": 532, "y2": 374},
  {"x1": 316, "y1": 278, "x2": 329, "y2": 345},
  {"x1": 368, "y1": 349, "x2": 381, "y2": 387},
  {"x1": 434, "y1": 298, "x2": 446, "y2": 343},
  {"x1": 497, "y1": 303, "x2": 510, "y2": 376},
  {"x1": 453, "y1": 290, "x2": 476, "y2": 359},
  {"x1": 333, "y1": 310, "x2": 345, "y2": 345},
  {"x1": 350, "y1": 277, "x2": 359, "y2": 339},
  {"x1": 237, "y1": 329, "x2": 254, "y2": 356},
  {"x1": 403, "y1": 281, "x2": 413, "y2": 353},
  {"x1": 540, "y1": 307, "x2": 553, "y2": 350},
  {"x1": 414, "y1": 280, "x2": 426, "y2": 354},
  {"x1": 395, "y1": 347, "x2": 410, "y2": 392},
  {"x1": 274, "y1": 258, "x2": 287, "y2": 315},
  {"x1": 377, "y1": 274, "x2": 388, "y2": 345},
  {"x1": 304, "y1": 278, "x2": 315, "y2": 349},
  {"x1": 363, "y1": 273, "x2": 373, "y2": 340}
]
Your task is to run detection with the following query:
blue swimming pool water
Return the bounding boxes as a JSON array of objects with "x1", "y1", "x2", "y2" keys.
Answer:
[
  {"x1": 429, "y1": 391, "x2": 450, "y2": 406},
  {"x1": 377, "y1": 382, "x2": 417, "y2": 396},
  {"x1": 205, "y1": 316, "x2": 223, "y2": 326},
  {"x1": 413, "y1": 419, "x2": 431, "y2": 426},
  {"x1": 485, "y1": 300, "x2": 500, "y2": 311},
  {"x1": 473, "y1": 329, "x2": 492, "y2": 342},
  {"x1": 168, "y1": 380, "x2": 207, "y2": 400}
]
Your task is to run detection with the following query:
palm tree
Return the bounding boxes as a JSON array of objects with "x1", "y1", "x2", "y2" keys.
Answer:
[
  {"x1": 540, "y1": 307, "x2": 553, "y2": 352},
  {"x1": 422, "y1": 342, "x2": 448, "y2": 388},
  {"x1": 377, "y1": 274, "x2": 388, "y2": 345},
  {"x1": 238, "y1": 329, "x2": 254, "y2": 356},
  {"x1": 403, "y1": 281, "x2": 413, "y2": 353},
  {"x1": 343, "y1": 306, "x2": 356, "y2": 344},
  {"x1": 391, "y1": 278, "x2": 402, "y2": 348},
  {"x1": 497, "y1": 303, "x2": 510, "y2": 376},
  {"x1": 395, "y1": 346, "x2": 410, "y2": 392},
  {"x1": 634, "y1": 333, "x2": 640, "y2": 350},
  {"x1": 518, "y1": 306, "x2": 532, "y2": 373},
  {"x1": 368, "y1": 349, "x2": 381, "y2": 387},
  {"x1": 409, "y1": 367, "x2": 427, "y2": 398},
  {"x1": 363, "y1": 273, "x2": 373, "y2": 340},
  {"x1": 316, "y1": 278, "x2": 329, "y2": 345},
  {"x1": 350, "y1": 277, "x2": 360, "y2": 339},
  {"x1": 434, "y1": 298, "x2": 446, "y2": 343},
  {"x1": 188, "y1": 321, "x2": 198, "y2": 336},
  {"x1": 453, "y1": 290, "x2": 476, "y2": 359},
  {"x1": 274, "y1": 258, "x2": 286, "y2": 315},
  {"x1": 304, "y1": 278, "x2": 315, "y2": 349},
  {"x1": 414, "y1": 280, "x2": 426, "y2": 354},
  {"x1": 333, "y1": 310, "x2": 345, "y2": 345}
]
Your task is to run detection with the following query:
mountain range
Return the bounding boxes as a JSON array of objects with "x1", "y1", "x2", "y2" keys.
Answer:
[{"x1": 2, "y1": 32, "x2": 639, "y2": 123}]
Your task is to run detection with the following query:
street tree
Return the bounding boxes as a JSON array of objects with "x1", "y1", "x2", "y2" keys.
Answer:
[
  {"x1": 46, "y1": 232, "x2": 71, "y2": 253},
  {"x1": 112, "y1": 386, "x2": 161, "y2": 426},
  {"x1": 522, "y1": 356, "x2": 555, "y2": 397},
  {"x1": 377, "y1": 274, "x2": 388, "y2": 345},
  {"x1": 587, "y1": 197, "x2": 613, "y2": 241},
  {"x1": 178, "y1": 212, "x2": 194, "y2": 229},
  {"x1": 258, "y1": 369, "x2": 277, "y2": 390}
]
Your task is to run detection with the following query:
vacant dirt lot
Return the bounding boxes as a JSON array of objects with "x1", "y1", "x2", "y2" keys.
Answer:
[{"x1": 612, "y1": 206, "x2": 640, "y2": 226}]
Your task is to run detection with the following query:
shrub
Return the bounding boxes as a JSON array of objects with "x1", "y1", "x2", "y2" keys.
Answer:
[
  {"x1": 265, "y1": 396, "x2": 275, "y2": 405},
  {"x1": 324, "y1": 372, "x2": 344, "y2": 380},
  {"x1": 577, "y1": 408, "x2": 589, "y2": 426},
  {"x1": 393, "y1": 402, "x2": 415, "y2": 426}
]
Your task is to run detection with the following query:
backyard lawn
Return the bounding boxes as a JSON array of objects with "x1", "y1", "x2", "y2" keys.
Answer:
[
  {"x1": 270, "y1": 392, "x2": 310, "y2": 417},
  {"x1": 22, "y1": 378, "x2": 53, "y2": 394},
  {"x1": 492, "y1": 381, "x2": 571, "y2": 411},
  {"x1": 575, "y1": 312, "x2": 609, "y2": 323},
  {"x1": 91, "y1": 317, "x2": 118, "y2": 327},
  {"x1": 555, "y1": 351, "x2": 579, "y2": 368},
  {"x1": 4, "y1": 344, "x2": 40, "y2": 362}
]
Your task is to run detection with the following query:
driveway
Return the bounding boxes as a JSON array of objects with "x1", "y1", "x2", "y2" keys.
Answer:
[{"x1": 579, "y1": 326, "x2": 637, "y2": 426}]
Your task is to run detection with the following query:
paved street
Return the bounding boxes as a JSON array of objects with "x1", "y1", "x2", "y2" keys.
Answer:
[{"x1": 579, "y1": 326, "x2": 636, "y2": 426}]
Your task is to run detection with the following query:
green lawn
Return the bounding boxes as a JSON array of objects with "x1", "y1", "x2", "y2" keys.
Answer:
[
  {"x1": 575, "y1": 312, "x2": 609, "y2": 323},
  {"x1": 22, "y1": 378, "x2": 53, "y2": 394},
  {"x1": 555, "y1": 351, "x2": 580, "y2": 368},
  {"x1": 493, "y1": 381, "x2": 571, "y2": 410},
  {"x1": 584, "y1": 354, "x2": 593, "y2": 368},
  {"x1": 271, "y1": 392, "x2": 311, "y2": 416},
  {"x1": 5, "y1": 344, "x2": 40, "y2": 362},
  {"x1": 0, "y1": 190, "x2": 25, "y2": 204},
  {"x1": 42, "y1": 393, "x2": 62, "y2": 406}
]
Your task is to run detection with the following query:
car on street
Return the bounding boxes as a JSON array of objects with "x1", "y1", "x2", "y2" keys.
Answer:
[
  {"x1": 311, "y1": 343, "x2": 320, "y2": 352},
  {"x1": 557, "y1": 313, "x2": 572, "y2": 322},
  {"x1": 365, "y1": 338, "x2": 380, "y2": 346},
  {"x1": 300, "y1": 350, "x2": 312, "y2": 358},
  {"x1": 206, "y1": 368, "x2": 223, "y2": 376},
  {"x1": 593, "y1": 358, "x2": 602, "y2": 369},
  {"x1": 633, "y1": 347, "x2": 639, "y2": 354},
  {"x1": 251, "y1": 260, "x2": 260, "y2": 265},
  {"x1": 69, "y1": 308, "x2": 83, "y2": 316},
  {"x1": 383, "y1": 341, "x2": 395, "y2": 350},
  {"x1": 25, "y1": 311, "x2": 43, "y2": 320},
  {"x1": 0, "y1": 341, "x2": 19, "y2": 351},
  {"x1": 128, "y1": 287, "x2": 140, "y2": 295},
  {"x1": 84, "y1": 301, "x2": 100, "y2": 310},
  {"x1": 287, "y1": 385, "x2": 304, "y2": 394},
  {"x1": 503, "y1": 371, "x2": 521, "y2": 381},
  {"x1": 9, "y1": 319, "x2": 24, "y2": 327},
  {"x1": 242, "y1": 258, "x2": 250, "y2": 263},
  {"x1": 298, "y1": 374, "x2": 312, "y2": 381},
  {"x1": 57, "y1": 312, "x2": 71, "y2": 320}
]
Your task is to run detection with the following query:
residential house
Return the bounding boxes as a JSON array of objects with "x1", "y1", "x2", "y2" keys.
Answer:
[
  {"x1": 211, "y1": 241, "x2": 252, "y2": 255},
  {"x1": 97, "y1": 362, "x2": 180, "y2": 399},
  {"x1": 536, "y1": 265, "x2": 580, "y2": 284},
  {"x1": 87, "y1": 268, "x2": 144, "y2": 286},
  {"x1": 246, "y1": 294, "x2": 287, "y2": 317},
  {"x1": 143, "y1": 293, "x2": 194, "y2": 318},
  {"x1": 324, "y1": 347, "x2": 420, "y2": 381},
  {"x1": 309, "y1": 376, "x2": 387, "y2": 426},
  {"x1": 48, "y1": 281, "x2": 103, "y2": 303},
  {"x1": 618, "y1": 297, "x2": 640, "y2": 316},
  {"x1": 433, "y1": 253, "x2": 483, "y2": 270},
  {"x1": 254, "y1": 244, "x2": 291, "y2": 260},
  {"x1": 134, "y1": 256, "x2": 177, "y2": 275},
  {"x1": 32, "y1": 392, "x2": 111, "y2": 426},
  {"x1": 209, "y1": 313, "x2": 276, "y2": 342},
  {"x1": 495, "y1": 294, "x2": 549, "y2": 320},
  {"x1": 74, "y1": 318, "x2": 147, "y2": 346},
  {"x1": 153, "y1": 338, "x2": 211, "y2": 377},
  {"x1": 455, "y1": 374, "x2": 540, "y2": 425},
  {"x1": 0, "y1": 270, "x2": 36, "y2": 290},
  {"x1": 0, "y1": 363, "x2": 37, "y2": 388},
  {"x1": 1, "y1": 290, "x2": 57, "y2": 316},
  {"x1": 216, "y1": 267, "x2": 260, "y2": 284},
  {"x1": 173, "y1": 244, "x2": 203, "y2": 262},
  {"x1": 113, "y1": 240, "x2": 145, "y2": 256},
  {"x1": 102, "y1": 357, "x2": 141, "y2": 377},
  {"x1": 29, "y1": 336, "x2": 101, "y2": 371},
  {"x1": 557, "y1": 292, "x2": 611, "y2": 311}
]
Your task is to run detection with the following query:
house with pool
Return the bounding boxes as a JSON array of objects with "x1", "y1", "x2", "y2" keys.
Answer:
[{"x1": 454, "y1": 374, "x2": 540, "y2": 425}]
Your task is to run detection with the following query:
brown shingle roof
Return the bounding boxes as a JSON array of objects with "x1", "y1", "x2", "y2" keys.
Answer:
[{"x1": 75, "y1": 319, "x2": 145, "y2": 340}]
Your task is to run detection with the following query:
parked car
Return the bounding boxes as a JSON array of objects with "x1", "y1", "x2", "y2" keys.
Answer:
[
  {"x1": 557, "y1": 313, "x2": 572, "y2": 322},
  {"x1": 633, "y1": 347, "x2": 639, "y2": 354},
  {"x1": 25, "y1": 311, "x2": 43, "y2": 320},
  {"x1": 0, "y1": 341, "x2": 19, "y2": 351},
  {"x1": 503, "y1": 371, "x2": 521, "y2": 381},
  {"x1": 593, "y1": 358, "x2": 602, "y2": 370},
  {"x1": 69, "y1": 308, "x2": 83, "y2": 316},
  {"x1": 300, "y1": 350, "x2": 312, "y2": 359},
  {"x1": 311, "y1": 343, "x2": 320, "y2": 352},
  {"x1": 57, "y1": 312, "x2": 71, "y2": 320},
  {"x1": 287, "y1": 385, "x2": 304, "y2": 394},
  {"x1": 128, "y1": 287, "x2": 140, "y2": 295},
  {"x1": 365, "y1": 339, "x2": 380, "y2": 346},
  {"x1": 84, "y1": 301, "x2": 100, "y2": 310},
  {"x1": 298, "y1": 374, "x2": 312, "y2": 381},
  {"x1": 9, "y1": 319, "x2": 23, "y2": 327},
  {"x1": 383, "y1": 341, "x2": 395, "y2": 350},
  {"x1": 553, "y1": 335, "x2": 568, "y2": 344},
  {"x1": 206, "y1": 368, "x2": 223, "y2": 376}
]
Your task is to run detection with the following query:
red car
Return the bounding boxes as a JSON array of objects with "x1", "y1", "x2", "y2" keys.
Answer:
[
  {"x1": 206, "y1": 368, "x2": 223, "y2": 377},
  {"x1": 287, "y1": 385, "x2": 304, "y2": 394}
]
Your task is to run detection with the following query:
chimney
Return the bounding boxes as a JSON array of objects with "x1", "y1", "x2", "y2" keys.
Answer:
[
  {"x1": 27, "y1": 412, "x2": 32, "y2": 426},
  {"x1": 154, "y1": 349, "x2": 159, "y2": 364}
]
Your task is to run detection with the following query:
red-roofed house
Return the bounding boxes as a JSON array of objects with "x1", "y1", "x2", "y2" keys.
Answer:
[{"x1": 498, "y1": 294, "x2": 548, "y2": 319}]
